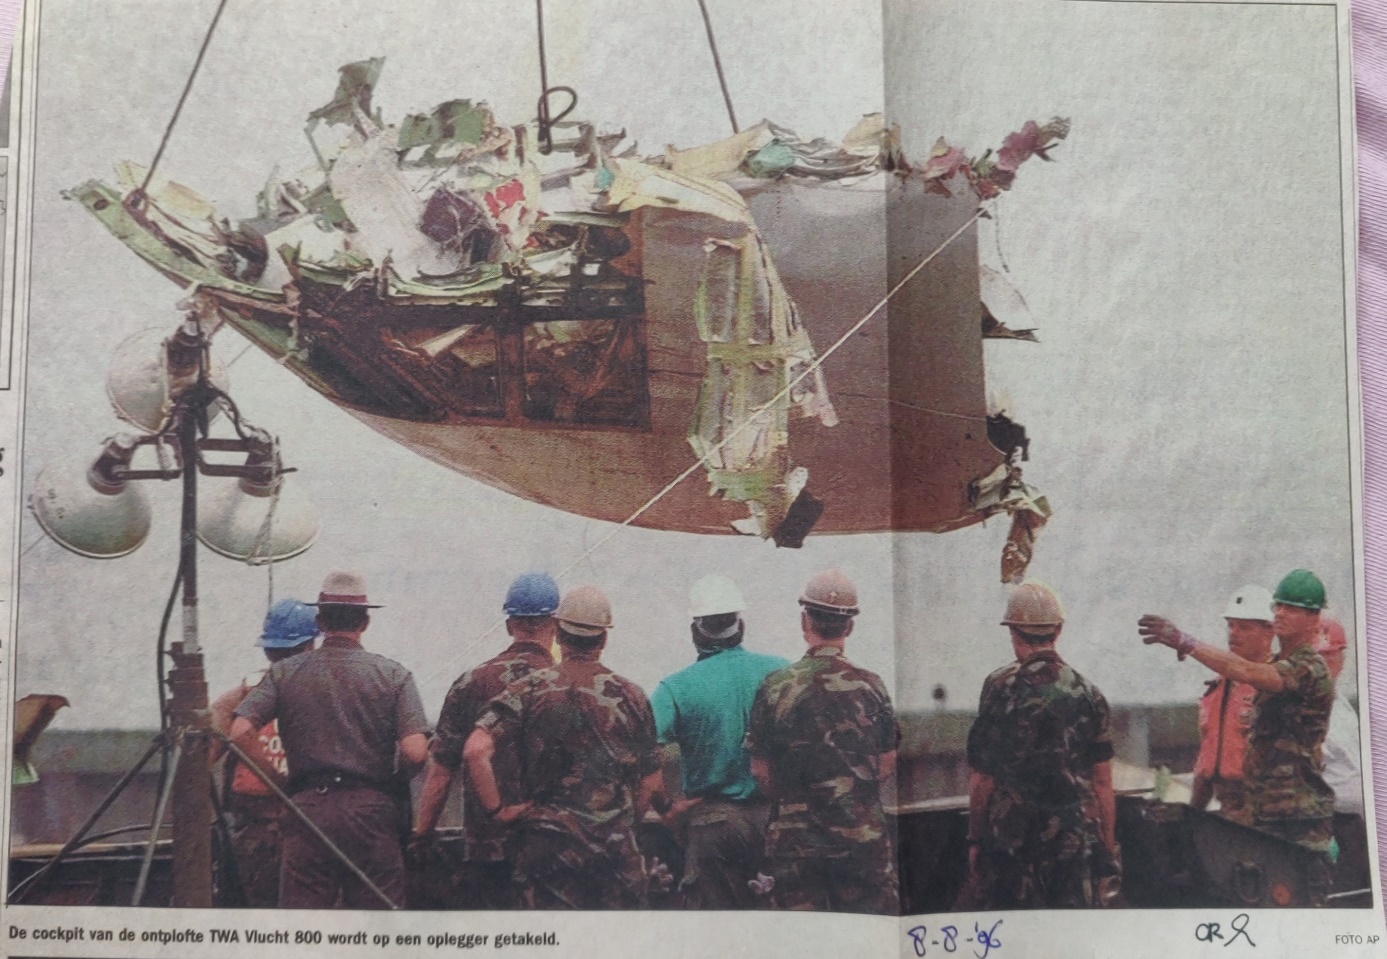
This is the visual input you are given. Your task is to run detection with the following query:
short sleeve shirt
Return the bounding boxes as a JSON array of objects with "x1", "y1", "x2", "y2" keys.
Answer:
[
  {"x1": 475, "y1": 656, "x2": 660, "y2": 855},
  {"x1": 236, "y1": 644, "x2": 429, "y2": 788},
  {"x1": 966, "y1": 648, "x2": 1113, "y2": 823},
  {"x1": 1246, "y1": 644, "x2": 1335, "y2": 822},
  {"x1": 744, "y1": 647, "x2": 896, "y2": 857},
  {"x1": 651, "y1": 646, "x2": 789, "y2": 800},
  {"x1": 430, "y1": 640, "x2": 552, "y2": 860}
]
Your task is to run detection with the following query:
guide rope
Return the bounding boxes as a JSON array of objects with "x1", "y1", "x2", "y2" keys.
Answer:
[{"x1": 424, "y1": 205, "x2": 988, "y2": 687}]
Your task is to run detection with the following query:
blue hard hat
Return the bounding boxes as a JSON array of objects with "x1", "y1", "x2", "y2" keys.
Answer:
[
  {"x1": 259, "y1": 599, "x2": 320, "y2": 649},
  {"x1": 503, "y1": 572, "x2": 560, "y2": 618}
]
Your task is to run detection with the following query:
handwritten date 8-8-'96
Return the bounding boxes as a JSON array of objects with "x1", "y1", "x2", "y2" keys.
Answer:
[{"x1": 906, "y1": 920, "x2": 1002, "y2": 959}]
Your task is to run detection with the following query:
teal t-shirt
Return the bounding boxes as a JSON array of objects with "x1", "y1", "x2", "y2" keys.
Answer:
[{"x1": 651, "y1": 645, "x2": 789, "y2": 800}]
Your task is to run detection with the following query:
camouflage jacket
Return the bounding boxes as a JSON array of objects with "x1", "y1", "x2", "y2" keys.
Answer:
[
  {"x1": 475, "y1": 649, "x2": 660, "y2": 860},
  {"x1": 745, "y1": 646, "x2": 897, "y2": 858},
  {"x1": 432, "y1": 639, "x2": 553, "y2": 861},
  {"x1": 966, "y1": 648, "x2": 1114, "y2": 837},
  {"x1": 1246, "y1": 643, "x2": 1335, "y2": 823}
]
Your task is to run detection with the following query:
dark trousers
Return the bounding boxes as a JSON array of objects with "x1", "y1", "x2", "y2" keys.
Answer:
[
  {"x1": 681, "y1": 798, "x2": 771, "y2": 910},
  {"x1": 280, "y1": 787, "x2": 406, "y2": 910},
  {"x1": 229, "y1": 814, "x2": 283, "y2": 909}
]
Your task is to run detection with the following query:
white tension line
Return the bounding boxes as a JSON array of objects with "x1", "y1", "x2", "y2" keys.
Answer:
[{"x1": 425, "y1": 203, "x2": 989, "y2": 686}]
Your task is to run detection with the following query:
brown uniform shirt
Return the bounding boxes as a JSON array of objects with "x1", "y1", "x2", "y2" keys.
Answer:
[{"x1": 237, "y1": 641, "x2": 429, "y2": 790}]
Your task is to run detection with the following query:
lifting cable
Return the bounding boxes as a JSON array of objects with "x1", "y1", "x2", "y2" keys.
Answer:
[
  {"x1": 534, "y1": 0, "x2": 577, "y2": 155},
  {"x1": 696, "y1": 0, "x2": 739, "y2": 135},
  {"x1": 424, "y1": 205, "x2": 988, "y2": 688},
  {"x1": 135, "y1": 0, "x2": 230, "y2": 199}
]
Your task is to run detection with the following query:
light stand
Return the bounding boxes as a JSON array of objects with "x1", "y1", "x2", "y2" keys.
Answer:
[{"x1": 15, "y1": 315, "x2": 320, "y2": 907}]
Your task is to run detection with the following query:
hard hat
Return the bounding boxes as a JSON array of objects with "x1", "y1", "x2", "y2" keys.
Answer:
[
  {"x1": 1316, "y1": 617, "x2": 1348, "y2": 652},
  {"x1": 259, "y1": 599, "x2": 319, "y2": 649},
  {"x1": 799, "y1": 569, "x2": 859, "y2": 615},
  {"x1": 1222, "y1": 585, "x2": 1273, "y2": 622},
  {"x1": 555, "y1": 585, "x2": 614, "y2": 637},
  {"x1": 1001, "y1": 581, "x2": 1064, "y2": 629},
  {"x1": 689, "y1": 575, "x2": 746, "y2": 619},
  {"x1": 503, "y1": 572, "x2": 561, "y2": 618},
  {"x1": 1273, "y1": 569, "x2": 1327, "y2": 610}
]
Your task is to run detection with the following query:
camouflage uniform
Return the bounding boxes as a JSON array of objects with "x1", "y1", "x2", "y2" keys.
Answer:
[
  {"x1": 744, "y1": 646, "x2": 898, "y2": 915},
  {"x1": 1245, "y1": 644, "x2": 1336, "y2": 904},
  {"x1": 965, "y1": 648, "x2": 1116, "y2": 909},
  {"x1": 429, "y1": 639, "x2": 553, "y2": 909},
  {"x1": 475, "y1": 647, "x2": 660, "y2": 909}
]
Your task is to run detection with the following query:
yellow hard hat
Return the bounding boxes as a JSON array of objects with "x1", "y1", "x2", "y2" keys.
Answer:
[
  {"x1": 799, "y1": 569, "x2": 860, "y2": 615},
  {"x1": 1001, "y1": 581, "x2": 1064, "y2": 630},
  {"x1": 555, "y1": 585, "x2": 614, "y2": 637}
]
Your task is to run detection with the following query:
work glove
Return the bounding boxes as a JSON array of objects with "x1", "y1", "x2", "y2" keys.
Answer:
[
  {"x1": 1138, "y1": 615, "x2": 1197, "y2": 660},
  {"x1": 647, "y1": 857, "x2": 675, "y2": 894}
]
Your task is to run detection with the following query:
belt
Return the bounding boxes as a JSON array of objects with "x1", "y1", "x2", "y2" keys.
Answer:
[{"x1": 288, "y1": 770, "x2": 393, "y2": 796}]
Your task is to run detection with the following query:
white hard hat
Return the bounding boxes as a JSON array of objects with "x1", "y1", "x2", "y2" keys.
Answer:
[
  {"x1": 1223, "y1": 585, "x2": 1273, "y2": 622},
  {"x1": 689, "y1": 575, "x2": 746, "y2": 619}
]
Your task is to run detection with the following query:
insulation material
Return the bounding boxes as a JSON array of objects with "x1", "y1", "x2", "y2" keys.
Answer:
[
  {"x1": 328, "y1": 129, "x2": 465, "y2": 278},
  {"x1": 971, "y1": 462, "x2": 1052, "y2": 583}
]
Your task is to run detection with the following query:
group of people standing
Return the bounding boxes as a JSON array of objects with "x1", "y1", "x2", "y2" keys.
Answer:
[
  {"x1": 214, "y1": 567, "x2": 898, "y2": 913},
  {"x1": 210, "y1": 564, "x2": 1358, "y2": 913},
  {"x1": 962, "y1": 568, "x2": 1358, "y2": 909}
]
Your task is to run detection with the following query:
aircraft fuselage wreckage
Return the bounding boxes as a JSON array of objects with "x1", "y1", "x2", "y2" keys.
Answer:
[{"x1": 70, "y1": 60, "x2": 1063, "y2": 575}]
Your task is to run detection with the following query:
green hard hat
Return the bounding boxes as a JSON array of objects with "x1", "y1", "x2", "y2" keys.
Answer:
[{"x1": 1273, "y1": 569, "x2": 1327, "y2": 610}]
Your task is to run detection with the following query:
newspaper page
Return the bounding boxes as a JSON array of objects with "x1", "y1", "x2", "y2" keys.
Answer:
[{"x1": 0, "y1": 0, "x2": 1381, "y2": 957}]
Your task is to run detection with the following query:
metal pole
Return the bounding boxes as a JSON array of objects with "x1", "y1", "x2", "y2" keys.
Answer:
[
  {"x1": 214, "y1": 733, "x2": 400, "y2": 909},
  {"x1": 131, "y1": 739, "x2": 181, "y2": 906},
  {"x1": 168, "y1": 404, "x2": 214, "y2": 907},
  {"x1": 8, "y1": 735, "x2": 165, "y2": 903},
  {"x1": 180, "y1": 408, "x2": 200, "y2": 656}
]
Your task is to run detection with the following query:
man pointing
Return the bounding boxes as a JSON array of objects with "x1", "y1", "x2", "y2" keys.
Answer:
[{"x1": 1139, "y1": 569, "x2": 1336, "y2": 905}]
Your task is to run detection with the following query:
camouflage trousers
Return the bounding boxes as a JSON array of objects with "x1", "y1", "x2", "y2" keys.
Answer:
[
  {"x1": 1213, "y1": 779, "x2": 1252, "y2": 826},
  {"x1": 679, "y1": 799, "x2": 771, "y2": 910},
  {"x1": 1256, "y1": 817, "x2": 1335, "y2": 906},
  {"x1": 229, "y1": 813, "x2": 283, "y2": 909},
  {"x1": 768, "y1": 845, "x2": 899, "y2": 915},
  {"x1": 976, "y1": 828, "x2": 1118, "y2": 909},
  {"x1": 513, "y1": 827, "x2": 646, "y2": 910}
]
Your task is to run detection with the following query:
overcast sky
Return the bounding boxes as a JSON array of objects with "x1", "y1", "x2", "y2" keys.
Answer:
[{"x1": 13, "y1": 0, "x2": 1356, "y2": 731}]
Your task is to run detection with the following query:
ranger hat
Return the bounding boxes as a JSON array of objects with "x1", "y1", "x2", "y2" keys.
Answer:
[
  {"x1": 555, "y1": 585, "x2": 613, "y2": 638},
  {"x1": 1001, "y1": 581, "x2": 1064, "y2": 631},
  {"x1": 309, "y1": 569, "x2": 382, "y2": 608},
  {"x1": 1222, "y1": 585, "x2": 1273, "y2": 623},
  {"x1": 503, "y1": 572, "x2": 561, "y2": 618},
  {"x1": 799, "y1": 569, "x2": 859, "y2": 616},
  {"x1": 1273, "y1": 569, "x2": 1327, "y2": 611},
  {"x1": 258, "y1": 599, "x2": 319, "y2": 649}
]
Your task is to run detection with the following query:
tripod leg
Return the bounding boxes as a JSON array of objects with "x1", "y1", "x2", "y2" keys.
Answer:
[
  {"x1": 213, "y1": 731, "x2": 399, "y2": 909},
  {"x1": 9, "y1": 733, "x2": 166, "y2": 903},
  {"x1": 132, "y1": 738, "x2": 182, "y2": 906}
]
